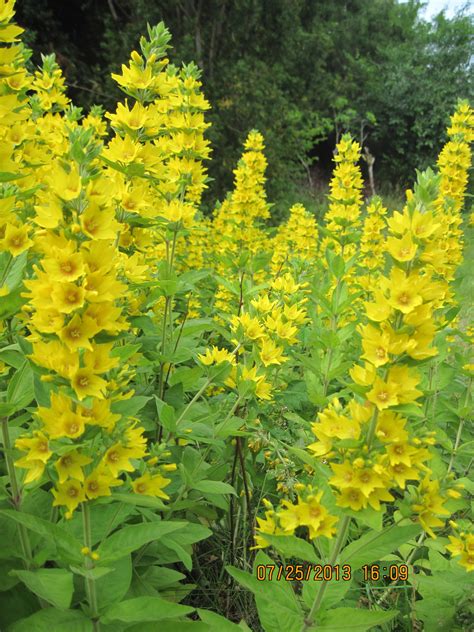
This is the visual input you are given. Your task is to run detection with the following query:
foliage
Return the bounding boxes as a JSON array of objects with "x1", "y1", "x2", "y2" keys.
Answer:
[{"x1": 0, "y1": 2, "x2": 473, "y2": 631}]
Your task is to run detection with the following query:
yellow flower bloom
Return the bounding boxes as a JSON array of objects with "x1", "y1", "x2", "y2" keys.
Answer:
[
  {"x1": 385, "y1": 232, "x2": 417, "y2": 262},
  {"x1": 59, "y1": 313, "x2": 100, "y2": 351},
  {"x1": 52, "y1": 479, "x2": 86, "y2": 519},
  {"x1": 132, "y1": 472, "x2": 171, "y2": 499},
  {"x1": 367, "y1": 376, "x2": 399, "y2": 410},
  {"x1": 15, "y1": 431, "x2": 52, "y2": 463},
  {"x1": 71, "y1": 368, "x2": 107, "y2": 401},
  {"x1": 258, "y1": 337, "x2": 287, "y2": 367},
  {"x1": 55, "y1": 451, "x2": 92, "y2": 483},
  {"x1": 1, "y1": 223, "x2": 33, "y2": 256},
  {"x1": 103, "y1": 443, "x2": 136, "y2": 477}
]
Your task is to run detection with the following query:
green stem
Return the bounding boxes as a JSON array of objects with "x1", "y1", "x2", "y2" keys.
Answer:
[
  {"x1": 375, "y1": 531, "x2": 426, "y2": 606},
  {"x1": 366, "y1": 408, "x2": 380, "y2": 451},
  {"x1": 173, "y1": 343, "x2": 241, "y2": 431},
  {"x1": 1, "y1": 417, "x2": 33, "y2": 568},
  {"x1": 82, "y1": 503, "x2": 100, "y2": 631},
  {"x1": 447, "y1": 378, "x2": 471, "y2": 474},
  {"x1": 303, "y1": 515, "x2": 351, "y2": 630}
]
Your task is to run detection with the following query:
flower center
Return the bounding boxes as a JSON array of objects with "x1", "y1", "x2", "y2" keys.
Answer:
[
  {"x1": 378, "y1": 390, "x2": 389, "y2": 402},
  {"x1": 398, "y1": 293, "x2": 410, "y2": 305},
  {"x1": 68, "y1": 487, "x2": 78, "y2": 498},
  {"x1": 108, "y1": 451, "x2": 119, "y2": 463},
  {"x1": 69, "y1": 328, "x2": 81, "y2": 339},
  {"x1": 88, "y1": 481, "x2": 99, "y2": 492},
  {"x1": 136, "y1": 483, "x2": 147, "y2": 493}
]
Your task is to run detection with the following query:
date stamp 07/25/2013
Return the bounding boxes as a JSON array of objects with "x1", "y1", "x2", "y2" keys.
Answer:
[{"x1": 255, "y1": 564, "x2": 409, "y2": 583}]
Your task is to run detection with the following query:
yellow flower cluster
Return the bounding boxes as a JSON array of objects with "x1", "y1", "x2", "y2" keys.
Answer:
[
  {"x1": 0, "y1": 8, "x2": 179, "y2": 519},
  {"x1": 433, "y1": 101, "x2": 473, "y2": 283},
  {"x1": 320, "y1": 134, "x2": 363, "y2": 255},
  {"x1": 207, "y1": 131, "x2": 270, "y2": 317},
  {"x1": 255, "y1": 102, "x2": 473, "y2": 548},
  {"x1": 446, "y1": 524, "x2": 474, "y2": 572},
  {"x1": 270, "y1": 203, "x2": 318, "y2": 274},
  {"x1": 199, "y1": 272, "x2": 309, "y2": 402},
  {"x1": 357, "y1": 195, "x2": 387, "y2": 291},
  {"x1": 254, "y1": 486, "x2": 338, "y2": 549}
]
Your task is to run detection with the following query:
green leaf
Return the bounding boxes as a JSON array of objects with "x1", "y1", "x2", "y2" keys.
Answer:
[
  {"x1": 6, "y1": 361, "x2": 34, "y2": 412},
  {"x1": 111, "y1": 395, "x2": 151, "y2": 418},
  {"x1": 0, "y1": 510, "x2": 83, "y2": 564},
  {"x1": 341, "y1": 524, "x2": 420, "y2": 570},
  {"x1": 0, "y1": 344, "x2": 24, "y2": 369},
  {"x1": 194, "y1": 480, "x2": 236, "y2": 495},
  {"x1": 11, "y1": 568, "x2": 74, "y2": 610},
  {"x1": 97, "y1": 521, "x2": 186, "y2": 564},
  {"x1": 314, "y1": 607, "x2": 398, "y2": 631},
  {"x1": 303, "y1": 575, "x2": 353, "y2": 611},
  {"x1": 10, "y1": 607, "x2": 93, "y2": 632},
  {"x1": 155, "y1": 397, "x2": 176, "y2": 433},
  {"x1": 197, "y1": 608, "x2": 245, "y2": 630},
  {"x1": 95, "y1": 554, "x2": 132, "y2": 609},
  {"x1": 257, "y1": 534, "x2": 319, "y2": 563},
  {"x1": 100, "y1": 596, "x2": 194, "y2": 624},
  {"x1": 69, "y1": 565, "x2": 113, "y2": 580},
  {"x1": 105, "y1": 492, "x2": 166, "y2": 510},
  {"x1": 227, "y1": 551, "x2": 305, "y2": 632},
  {"x1": 342, "y1": 506, "x2": 383, "y2": 531}
]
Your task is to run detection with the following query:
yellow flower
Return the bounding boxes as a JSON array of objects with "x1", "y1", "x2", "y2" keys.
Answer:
[
  {"x1": 78, "y1": 398, "x2": 120, "y2": 431},
  {"x1": 71, "y1": 368, "x2": 107, "y2": 401},
  {"x1": 279, "y1": 491, "x2": 338, "y2": 540},
  {"x1": 197, "y1": 346, "x2": 236, "y2": 366},
  {"x1": 14, "y1": 458, "x2": 46, "y2": 484},
  {"x1": 59, "y1": 313, "x2": 100, "y2": 351},
  {"x1": 84, "y1": 467, "x2": 121, "y2": 499},
  {"x1": 55, "y1": 451, "x2": 92, "y2": 483},
  {"x1": 103, "y1": 443, "x2": 136, "y2": 477},
  {"x1": 360, "y1": 323, "x2": 391, "y2": 367},
  {"x1": 385, "y1": 232, "x2": 417, "y2": 262},
  {"x1": 1, "y1": 223, "x2": 33, "y2": 256},
  {"x1": 231, "y1": 313, "x2": 265, "y2": 341},
  {"x1": 51, "y1": 282, "x2": 85, "y2": 314},
  {"x1": 80, "y1": 203, "x2": 121, "y2": 240},
  {"x1": 367, "y1": 375, "x2": 399, "y2": 410},
  {"x1": 132, "y1": 472, "x2": 171, "y2": 499},
  {"x1": 387, "y1": 269, "x2": 423, "y2": 314},
  {"x1": 83, "y1": 343, "x2": 119, "y2": 373},
  {"x1": 48, "y1": 163, "x2": 81, "y2": 201},
  {"x1": 15, "y1": 431, "x2": 52, "y2": 463},
  {"x1": 258, "y1": 338, "x2": 287, "y2": 367},
  {"x1": 41, "y1": 249, "x2": 84, "y2": 282},
  {"x1": 46, "y1": 410, "x2": 85, "y2": 440},
  {"x1": 52, "y1": 479, "x2": 86, "y2": 519},
  {"x1": 337, "y1": 487, "x2": 367, "y2": 511}
]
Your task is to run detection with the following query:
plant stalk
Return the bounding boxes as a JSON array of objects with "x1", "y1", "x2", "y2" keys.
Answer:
[
  {"x1": 82, "y1": 503, "x2": 100, "y2": 631},
  {"x1": 303, "y1": 515, "x2": 351, "y2": 630},
  {"x1": 1, "y1": 417, "x2": 33, "y2": 568}
]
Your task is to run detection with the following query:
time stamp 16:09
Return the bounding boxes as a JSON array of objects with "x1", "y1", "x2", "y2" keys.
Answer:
[{"x1": 255, "y1": 564, "x2": 409, "y2": 582}]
